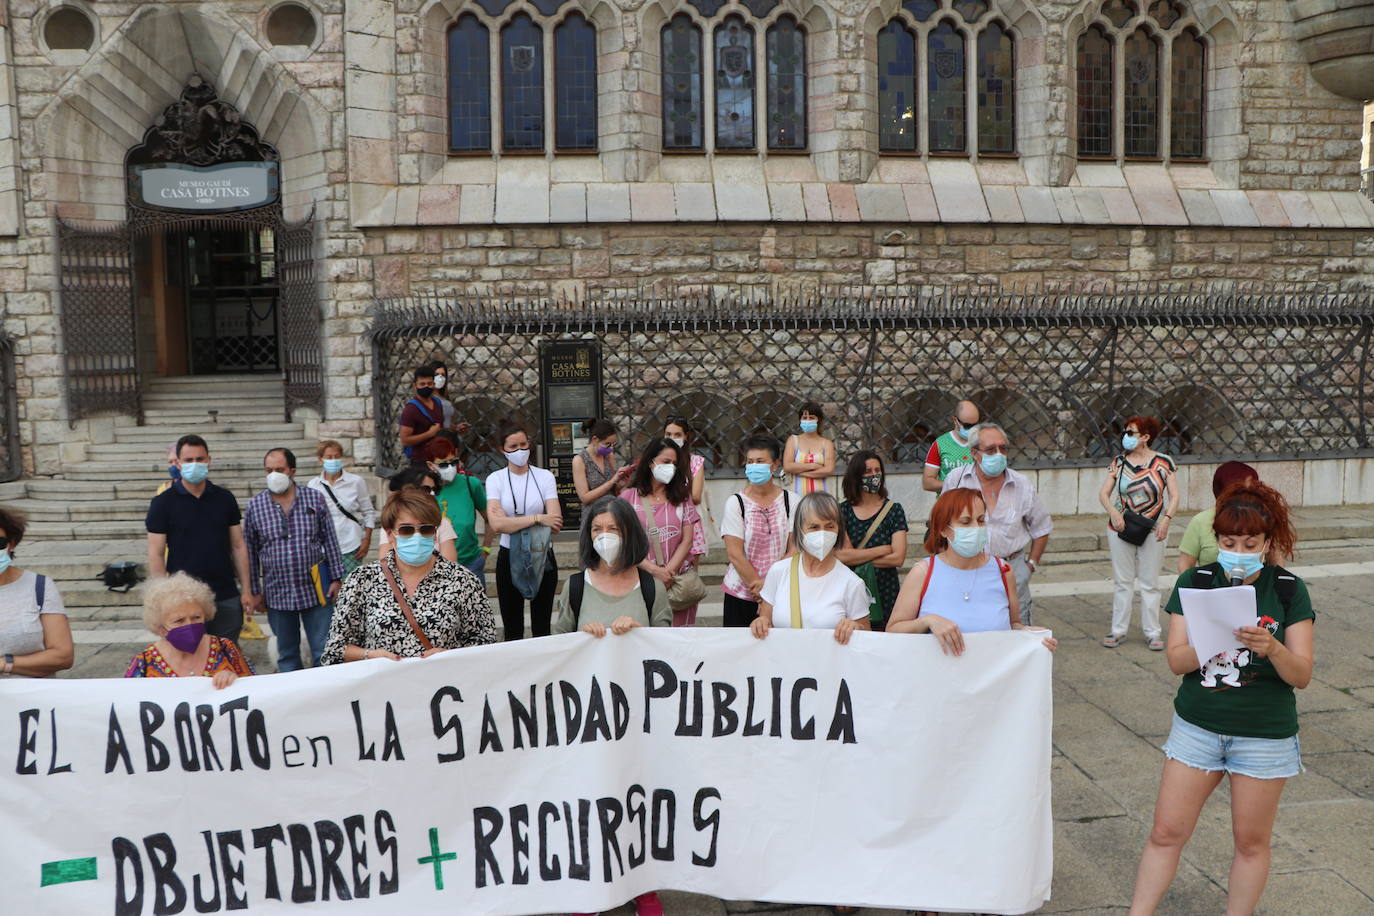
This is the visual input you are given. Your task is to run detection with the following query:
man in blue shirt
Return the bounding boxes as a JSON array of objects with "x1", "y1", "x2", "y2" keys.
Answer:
[{"x1": 145, "y1": 435, "x2": 254, "y2": 643}]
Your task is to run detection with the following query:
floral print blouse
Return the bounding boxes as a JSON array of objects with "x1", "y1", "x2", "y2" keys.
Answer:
[
  {"x1": 124, "y1": 636, "x2": 255, "y2": 679},
  {"x1": 320, "y1": 553, "x2": 497, "y2": 664}
]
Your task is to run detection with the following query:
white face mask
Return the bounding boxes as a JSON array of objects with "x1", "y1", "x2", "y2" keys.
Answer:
[
  {"x1": 801, "y1": 530, "x2": 838, "y2": 560},
  {"x1": 506, "y1": 448, "x2": 531, "y2": 468},
  {"x1": 667, "y1": 436, "x2": 686, "y2": 448},
  {"x1": 433, "y1": 374, "x2": 446, "y2": 389},
  {"x1": 592, "y1": 532, "x2": 622, "y2": 566},
  {"x1": 266, "y1": 471, "x2": 291, "y2": 495},
  {"x1": 651, "y1": 463, "x2": 677, "y2": 485},
  {"x1": 437, "y1": 465, "x2": 457, "y2": 484}
]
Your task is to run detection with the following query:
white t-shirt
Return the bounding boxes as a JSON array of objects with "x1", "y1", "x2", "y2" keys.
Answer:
[
  {"x1": 759, "y1": 556, "x2": 869, "y2": 630},
  {"x1": 485, "y1": 466, "x2": 559, "y2": 549},
  {"x1": 0, "y1": 570, "x2": 67, "y2": 660}
]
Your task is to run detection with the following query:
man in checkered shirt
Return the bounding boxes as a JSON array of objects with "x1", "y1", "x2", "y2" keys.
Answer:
[{"x1": 243, "y1": 447, "x2": 347, "y2": 672}]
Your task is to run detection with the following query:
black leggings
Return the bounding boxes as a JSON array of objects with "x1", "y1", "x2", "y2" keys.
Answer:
[{"x1": 495, "y1": 547, "x2": 558, "y2": 640}]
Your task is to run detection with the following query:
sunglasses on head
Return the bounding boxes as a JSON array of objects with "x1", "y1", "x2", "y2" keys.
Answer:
[{"x1": 394, "y1": 524, "x2": 439, "y2": 538}]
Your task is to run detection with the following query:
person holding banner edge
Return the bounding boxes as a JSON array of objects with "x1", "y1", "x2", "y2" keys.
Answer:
[
  {"x1": 750, "y1": 492, "x2": 871, "y2": 645},
  {"x1": 886, "y1": 488, "x2": 1056, "y2": 653},
  {"x1": 1128, "y1": 480, "x2": 1313, "y2": 916},
  {"x1": 124, "y1": 572, "x2": 253, "y2": 686},
  {"x1": 554, "y1": 496, "x2": 670, "y2": 636},
  {"x1": 320, "y1": 489, "x2": 496, "y2": 663}
]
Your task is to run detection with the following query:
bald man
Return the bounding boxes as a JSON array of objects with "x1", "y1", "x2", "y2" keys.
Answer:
[{"x1": 922, "y1": 400, "x2": 981, "y2": 493}]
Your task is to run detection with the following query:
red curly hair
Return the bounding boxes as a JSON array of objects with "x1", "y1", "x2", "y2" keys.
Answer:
[
  {"x1": 923, "y1": 488, "x2": 986, "y2": 555},
  {"x1": 1213, "y1": 479, "x2": 1295, "y2": 561}
]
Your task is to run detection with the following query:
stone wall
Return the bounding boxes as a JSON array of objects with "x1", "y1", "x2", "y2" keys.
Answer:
[{"x1": 360, "y1": 222, "x2": 1374, "y2": 300}]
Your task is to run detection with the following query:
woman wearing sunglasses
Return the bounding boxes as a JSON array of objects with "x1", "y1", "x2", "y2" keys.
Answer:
[
  {"x1": 321, "y1": 488, "x2": 496, "y2": 664},
  {"x1": 376, "y1": 466, "x2": 460, "y2": 563}
]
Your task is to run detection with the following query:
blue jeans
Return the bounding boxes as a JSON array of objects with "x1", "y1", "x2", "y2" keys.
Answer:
[
  {"x1": 463, "y1": 554, "x2": 487, "y2": 588},
  {"x1": 268, "y1": 604, "x2": 334, "y2": 672}
]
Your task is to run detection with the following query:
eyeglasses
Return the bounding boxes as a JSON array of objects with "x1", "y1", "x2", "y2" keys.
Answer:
[
  {"x1": 435, "y1": 460, "x2": 460, "y2": 469},
  {"x1": 394, "y1": 524, "x2": 439, "y2": 538},
  {"x1": 975, "y1": 445, "x2": 1009, "y2": 454},
  {"x1": 1124, "y1": 429, "x2": 1141, "y2": 436}
]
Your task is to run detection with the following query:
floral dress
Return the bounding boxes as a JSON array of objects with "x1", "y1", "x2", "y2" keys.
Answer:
[
  {"x1": 320, "y1": 553, "x2": 497, "y2": 663},
  {"x1": 124, "y1": 636, "x2": 255, "y2": 679},
  {"x1": 840, "y1": 500, "x2": 910, "y2": 623}
]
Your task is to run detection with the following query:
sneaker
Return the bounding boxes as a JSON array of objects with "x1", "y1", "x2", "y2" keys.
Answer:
[{"x1": 634, "y1": 892, "x2": 665, "y2": 916}]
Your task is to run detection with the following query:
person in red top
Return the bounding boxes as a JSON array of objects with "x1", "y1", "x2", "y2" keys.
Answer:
[
  {"x1": 398, "y1": 366, "x2": 444, "y2": 459},
  {"x1": 125, "y1": 572, "x2": 254, "y2": 686}
]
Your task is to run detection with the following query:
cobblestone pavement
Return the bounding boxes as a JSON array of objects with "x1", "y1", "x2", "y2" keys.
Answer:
[{"x1": 58, "y1": 544, "x2": 1374, "y2": 915}]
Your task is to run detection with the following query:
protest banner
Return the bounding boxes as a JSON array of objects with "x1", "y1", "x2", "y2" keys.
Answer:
[{"x1": 0, "y1": 628, "x2": 1053, "y2": 915}]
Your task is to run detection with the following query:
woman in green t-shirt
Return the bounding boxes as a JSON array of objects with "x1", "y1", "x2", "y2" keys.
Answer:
[{"x1": 1129, "y1": 481, "x2": 1314, "y2": 916}]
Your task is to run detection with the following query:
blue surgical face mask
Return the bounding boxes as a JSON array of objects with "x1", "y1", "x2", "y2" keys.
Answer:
[
  {"x1": 167, "y1": 465, "x2": 181, "y2": 481},
  {"x1": 395, "y1": 534, "x2": 436, "y2": 566},
  {"x1": 180, "y1": 461, "x2": 209, "y2": 484},
  {"x1": 948, "y1": 525, "x2": 988, "y2": 558},
  {"x1": 799, "y1": 420, "x2": 819, "y2": 434},
  {"x1": 323, "y1": 458, "x2": 345, "y2": 475},
  {"x1": 1217, "y1": 547, "x2": 1265, "y2": 580},
  {"x1": 744, "y1": 463, "x2": 773, "y2": 485},
  {"x1": 1121, "y1": 434, "x2": 1139, "y2": 451},
  {"x1": 979, "y1": 452, "x2": 1008, "y2": 476},
  {"x1": 0, "y1": 550, "x2": 11, "y2": 575}
]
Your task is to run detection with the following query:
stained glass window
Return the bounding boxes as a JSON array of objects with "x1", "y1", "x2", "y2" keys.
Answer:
[
  {"x1": 766, "y1": 17, "x2": 806, "y2": 150},
  {"x1": 1171, "y1": 29, "x2": 1205, "y2": 159},
  {"x1": 902, "y1": 0, "x2": 939, "y2": 21},
  {"x1": 447, "y1": 15, "x2": 491, "y2": 152},
  {"x1": 927, "y1": 20, "x2": 966, "y2": 153},
  {"x1": 878, "y1": 20, "x2": 917, "y2": 152},
  {"x1": 501, "y1": 15, "x2": 544, "y2": 151},
  {"x1": 554, "y1": 14, "x2": 597, "y2": 151},
  {"x1": 1123, "y1": 28, "x2": 1159, "y2": 157},
  {"x1": 714, "y1": 15, "x2": 756, "y2": 149},
  {"x1": 662, "y1": 14, "x2": 703, "y2": 149},
  {"x1": 1076, "y1": 25, "x2": 1113, "y2": 157},
  {"x1": 976, "y1": 22, "x2": 1014, "y2": 154}
]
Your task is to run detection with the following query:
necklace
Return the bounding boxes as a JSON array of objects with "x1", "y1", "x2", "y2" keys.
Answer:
[{"x1": 960, "y1": 557, "x2": 985, "y2": 601}]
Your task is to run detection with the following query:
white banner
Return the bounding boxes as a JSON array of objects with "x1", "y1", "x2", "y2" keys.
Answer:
[{"x1": 0, "y1": 629, "x2": 1053, "y2": 915}]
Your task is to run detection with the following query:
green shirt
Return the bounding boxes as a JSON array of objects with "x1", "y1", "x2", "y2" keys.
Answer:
[
  {"x1": 1166, "y1": 564, "x2": 1315, "y2": 739},
  {"x1": 929, "y1": 430, "x2": 973, "y2": 481},
  {"x1": 438, "y1": 475, "x2": 487, "y2": 565},
  {"x1": 1178, "y1": 508, "x2": 1218, "y2": 567},
  {"x1": 551, "y1": 573, "x2": 671, "y2": 634}
]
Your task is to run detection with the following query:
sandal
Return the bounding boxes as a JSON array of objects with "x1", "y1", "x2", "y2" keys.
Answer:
[
  {"x1": 1101, "y1": 634, "x2": 1123, "y2": 648},
  {"x1": 1148, "y1": 638, "x2": 1165, "y2": 651}
]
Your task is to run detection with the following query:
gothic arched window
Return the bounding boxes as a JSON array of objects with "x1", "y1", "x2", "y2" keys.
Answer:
[
  {"x1": 662, "y1": 14, "x2": 705, "y2": 150},
  {"x1": 501, "y1": 14, "x2": 545, "y2": 151},
  {"x1": 715, "y1": 15, "x2": 757, "y2": 149},
  {"x1": 766, "y1": 16, "x2": 806, "y2": 150},
  {"x1": 554, "y1": 14, "x2": 598, "y2": 151},
  {"x1": 1075, "y1": 0, "x2": 1209, "y2": 161},
  {"x1": 447, "y1": 15, "x2": 491, "y2": 153}
]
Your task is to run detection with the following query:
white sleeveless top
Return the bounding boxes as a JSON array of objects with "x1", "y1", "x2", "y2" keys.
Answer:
[{"x1": 919, "y1": 555, "x2": 1011, "y2": 633}]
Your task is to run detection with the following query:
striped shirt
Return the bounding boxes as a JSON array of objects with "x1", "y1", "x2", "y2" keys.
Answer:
[{"x1": 243, "y1": 486, "x2": 347, "y2": 612}]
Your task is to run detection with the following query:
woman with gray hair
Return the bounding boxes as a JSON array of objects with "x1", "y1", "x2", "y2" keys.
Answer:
[
  {"x1": 553, "y1": 496, "x2": 670, "y2": 636},
  {"x1": 124, "y1": 572, "x2": 254, "y2": 687},
  {"x1": 751, "y1": 492, "x2": 872, "y2": 644}
]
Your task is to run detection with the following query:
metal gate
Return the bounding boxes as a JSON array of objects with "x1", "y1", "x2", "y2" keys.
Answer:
[
  {"x1": 369, "y1": 290, "x2": 1374, "y2": 475},
  {"x1": 57, "y1": 219, "x2": 141, "y2": 423},
  {"x1": 278, "y1": 217, "x2": 324, "y2": 417}
]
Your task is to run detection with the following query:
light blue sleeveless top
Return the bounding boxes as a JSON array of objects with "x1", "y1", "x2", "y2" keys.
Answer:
[{"x1": 920, "y1": 555, "x2": 1011, "y2": 633}]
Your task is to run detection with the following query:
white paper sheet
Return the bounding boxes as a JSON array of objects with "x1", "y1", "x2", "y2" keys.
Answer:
[{"x1": 1179, "y1": 585, "x2": 1258, "y2": 665}]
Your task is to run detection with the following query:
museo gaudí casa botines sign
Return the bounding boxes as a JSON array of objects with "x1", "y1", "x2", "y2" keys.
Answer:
[{"x1": 130, "y1": 162, "x2": 279, "y2": 212}]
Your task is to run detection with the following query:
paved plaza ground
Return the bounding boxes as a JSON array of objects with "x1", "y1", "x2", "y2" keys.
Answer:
[{"x1": 59, "y1": 529, "x2": 1374, "y2": 915}]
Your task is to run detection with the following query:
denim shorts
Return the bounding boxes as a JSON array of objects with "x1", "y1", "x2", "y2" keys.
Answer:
[{"x1": 1162, "y1": 713, "x2": 1302, "y2": 780}]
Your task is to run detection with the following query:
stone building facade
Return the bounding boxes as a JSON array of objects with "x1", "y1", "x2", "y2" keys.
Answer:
[{"x1": 0, "y1": 0, "x2": 1371, "y2": 479}]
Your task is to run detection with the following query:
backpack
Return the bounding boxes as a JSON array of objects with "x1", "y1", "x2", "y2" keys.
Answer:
[
  {"x1": 735, "y1": 490, "x2": 791, "y2": 525},
  {"x1": 35, "y1": 574, "x2": 46, "y2": 610},
  {"x1": 1188, "y1": 564, "x2": 1298, "y2": 614},
  {"x1": 568, "y1": 569, "x2": 657, "y2": 624}
]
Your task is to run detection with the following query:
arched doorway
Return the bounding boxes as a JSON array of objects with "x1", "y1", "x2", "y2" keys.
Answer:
[{"x1": 57, "y1": 75, "x2": 322, "y2": 422}]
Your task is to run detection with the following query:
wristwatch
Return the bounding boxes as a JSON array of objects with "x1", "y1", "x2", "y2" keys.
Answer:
[
  {"x1": 2, "y1": 653, "x2": 13, "y2": 675},
  {"x1": 1026, "y1": 558, "x2": 1038, "y2": 572}
]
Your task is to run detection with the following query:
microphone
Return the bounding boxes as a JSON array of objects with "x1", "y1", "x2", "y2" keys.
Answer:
[{"x1": 1229, "y1": 566, "x2": 1245, "y2": 588}]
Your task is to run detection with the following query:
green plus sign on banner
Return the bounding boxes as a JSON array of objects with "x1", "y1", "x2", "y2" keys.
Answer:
[{"x1": 416, "y1": 827, "x2": 458, "y2": 891}]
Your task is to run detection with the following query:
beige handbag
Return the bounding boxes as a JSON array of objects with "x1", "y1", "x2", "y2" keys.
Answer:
[{"x1": 639, "y1": 498, "x2": 707, "y2": 612}]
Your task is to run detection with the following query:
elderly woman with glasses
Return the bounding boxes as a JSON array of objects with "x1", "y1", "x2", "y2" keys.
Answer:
[{"x1": 321, "y1": 488, "x2": 496, "y2": 664}]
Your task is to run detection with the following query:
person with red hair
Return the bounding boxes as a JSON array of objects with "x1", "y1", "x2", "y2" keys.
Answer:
[
  {"x1": 1129, "y1": 480, "x2": 1313, "y2": 916},
  {"x1": 1099, "y1": 415, "x2": 1178, "y2": 650},
  {"x1": 1176, "y1": 461, "x2": 1261, "y2": 573},
  {"x1": 886, "y1": 489, "x2": 1055, "y2": 654}
]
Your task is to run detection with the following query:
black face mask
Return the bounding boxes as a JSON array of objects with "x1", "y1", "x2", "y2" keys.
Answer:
[
  {"x1": 417, "y1": 387, "x2": 434, "y2": 399},
  {"x1": 862, "y1": 475, "x2": 883, "y2": 494}
]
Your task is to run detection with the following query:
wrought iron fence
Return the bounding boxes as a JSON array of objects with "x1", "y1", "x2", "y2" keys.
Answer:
[
  {"x1": 369, "y1": 290, "x2": 1374, "y2": 476},
  {"x1": 0, "y1": 335, "x2": 19, "y2": 482}
]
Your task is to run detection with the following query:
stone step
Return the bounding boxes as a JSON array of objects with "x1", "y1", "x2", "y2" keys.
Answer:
[
  {"x1": 57, "y1": 579, "x2": 145, "y2": 608},
  {"x1": 142, "y1": 391, "x2": 285, "y2": 406},
  {"x1": 141, "y1": 411, "x2": 287, "y2": 423},
  {"x1": 89, "y1": 440, "x2": 317, "y2": 461},
  {"x1": 113, "y1": 422, "x2": 306, "y2": 443},
  {"x1": 64, "y1": 461, "x2": 307, "y2": 480}
]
